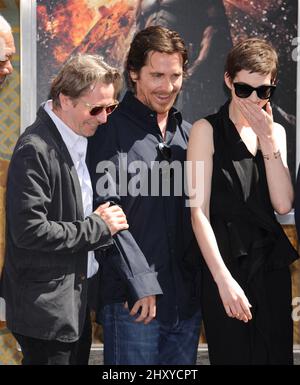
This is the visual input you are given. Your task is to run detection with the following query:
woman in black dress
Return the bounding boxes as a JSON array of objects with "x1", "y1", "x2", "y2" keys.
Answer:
[{"x1": 187, "y1": 38, "x2": 298, "y2": 365}]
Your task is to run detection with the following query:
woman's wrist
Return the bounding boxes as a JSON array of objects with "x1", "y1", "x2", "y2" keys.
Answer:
[
  {"x1": 258, "y1": 135, "x2": 278, "y2": 155},
  {"x1": 214, "y1": 268, "x2": 232, "y2": 286}
]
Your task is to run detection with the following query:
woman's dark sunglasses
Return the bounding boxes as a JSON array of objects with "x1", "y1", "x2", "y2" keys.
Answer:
[
  {"x1": 233, "y1": 82, "x2": 276, "y2": 100},
  {"x1": 84, "y1": 101, "x2": 119, "y2": 116}
]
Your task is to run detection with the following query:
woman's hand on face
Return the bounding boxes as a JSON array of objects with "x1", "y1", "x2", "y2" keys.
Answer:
[{"x1": 236, "y1": 98, "x2": 274, "y2": 141}]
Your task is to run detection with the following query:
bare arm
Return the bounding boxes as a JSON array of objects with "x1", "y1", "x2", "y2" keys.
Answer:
[
  {"x1": 187, "y1": 119, "x2": 252, "y2": 322},
  {"x1": 237, "y1": 99, "x2": 293, "y2": 214}
]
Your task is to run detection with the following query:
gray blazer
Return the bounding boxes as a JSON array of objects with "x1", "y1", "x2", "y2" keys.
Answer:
[{"x1": 1, "y1": 107, "x2": 112, "y2": 342}]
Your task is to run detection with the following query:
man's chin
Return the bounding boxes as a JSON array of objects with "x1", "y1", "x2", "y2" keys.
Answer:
[
  {"x1": 153, "y1": 100, "x2": 174, "y2": 114},
  {"x1": 156, "y1": 106, "x2": 173, "y2": 115},
  {"x1": 86, "y1": 127, "x2": 99, "y2": 137}
]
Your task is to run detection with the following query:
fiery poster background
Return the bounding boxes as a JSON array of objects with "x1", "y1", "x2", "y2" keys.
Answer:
[{"x1": 36, "y1": 0, "x2": 297, "y2": 177}]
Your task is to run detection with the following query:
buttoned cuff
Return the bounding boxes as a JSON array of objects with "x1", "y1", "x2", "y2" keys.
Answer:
[{"x1": 127, "y1": 272, "x2": 163, "y2": 307}]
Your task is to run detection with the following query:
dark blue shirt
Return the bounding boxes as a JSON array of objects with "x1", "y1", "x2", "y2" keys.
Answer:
[{"x1": 88, "y1": 91, "x2": 201, "y2": 323}]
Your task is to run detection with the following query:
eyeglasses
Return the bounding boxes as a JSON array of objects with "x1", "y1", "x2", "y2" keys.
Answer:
[
  {"x1": 83, "y1": 101, "x2": 119, "y2": 116},
  {"x1": 233, "y1": 82, "x2": 276, "y2": 100},
  {"x1": 157, "y1": 142, "x2": 172, "y2": 161}
]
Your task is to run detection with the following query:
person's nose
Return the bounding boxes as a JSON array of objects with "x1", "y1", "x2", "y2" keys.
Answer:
[
  {"x1": 248, "y1": 90, "x2": 260, "y2": 103},
  {"x1": 96, "y1": 109, "x2": 108, "y2": 125},
  {"x1": 161, "y1": 77, "x2": 174, "y2": 93},
  {"x1": 1, "y1": 60, "x2": 13, "y2": 75}
]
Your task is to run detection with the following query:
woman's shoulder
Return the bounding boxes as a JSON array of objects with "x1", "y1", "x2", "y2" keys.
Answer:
[
  {"x1": 273, "y1": 121, "x2": 286, "y2": 135},
  {"x1": 189, "y1": 118, "x2": 215, "y2": 155},
  {"x1": 191, "y1": 117, "x2": 214, "y2": 134},
  {"x1": 271, "y1": 122, "x2": 287, "y2": 146}
]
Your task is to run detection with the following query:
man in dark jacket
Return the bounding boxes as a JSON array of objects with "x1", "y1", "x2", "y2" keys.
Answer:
[
  {"x1": 1, "y1": 54, "x2": 129, "y2": 365},
  {"x1": 89, "y1": 26, "x2": 202, "y2": 365}
]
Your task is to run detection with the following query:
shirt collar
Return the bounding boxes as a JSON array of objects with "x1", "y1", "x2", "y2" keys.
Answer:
[{"x1": 44, "y1": 100, "x2": 87, "y2": 158}]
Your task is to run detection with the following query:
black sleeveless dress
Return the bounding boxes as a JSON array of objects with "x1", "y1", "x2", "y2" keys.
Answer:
[{"x1": 202, "y1": 101, "x2": 299, "y2": 365}]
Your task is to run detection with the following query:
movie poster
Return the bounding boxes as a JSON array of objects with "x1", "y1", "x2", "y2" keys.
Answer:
[{"x1": 36, "y1": 0, "x2": 297, "y2": 177}]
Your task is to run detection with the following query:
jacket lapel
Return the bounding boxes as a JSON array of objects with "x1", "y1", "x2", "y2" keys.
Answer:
[{"x1": 37, "y1": 107, "x2": 84, "y2": 219}]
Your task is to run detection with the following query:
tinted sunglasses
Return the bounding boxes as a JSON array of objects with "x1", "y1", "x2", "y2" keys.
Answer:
[
  {"x1": 84, "y1": 101, "x2": 119, "y2": 116},
  {"x1": 233, "y1": 82, "x2": 276, "y2": 100},
  {"x1": 157, "y1": 142, "x2": 172, "y2": 161}
]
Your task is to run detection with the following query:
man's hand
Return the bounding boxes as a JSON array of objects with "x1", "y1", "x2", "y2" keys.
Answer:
[
  {"x1": 125, "y1": 295, "x2": 156, "y2": 325},
  {"x1": 94, "y1": 202, "x2": 129, "y2": 236}
]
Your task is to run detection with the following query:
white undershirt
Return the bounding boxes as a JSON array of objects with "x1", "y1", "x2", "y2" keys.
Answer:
[{"x1": 44, "y1": 100, "x2": 99, "y2": 278}]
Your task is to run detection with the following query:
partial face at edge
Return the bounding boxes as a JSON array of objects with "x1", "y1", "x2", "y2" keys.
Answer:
[{"x1": 0, "y1": 31, "x2": 15, "y2": 86}]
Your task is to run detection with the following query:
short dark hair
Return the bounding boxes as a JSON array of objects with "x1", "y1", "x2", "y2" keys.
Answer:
[
  {"x1": 225, "y1": 38, "x2": 278, "y2": 83},
  {"x1": 126, "y1": 25, "x2": 188, "y2": 90},
  {"x1": 50, "y1": 54, "x2": 123, "y2": 109}
]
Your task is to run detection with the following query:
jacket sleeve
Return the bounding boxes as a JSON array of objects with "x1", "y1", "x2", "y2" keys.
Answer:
[
  {"x1": 88, "y1": 125, "x2": 163, "y2": 303},
  {"x1": 7, "y1": 140, "x2": 112, "y2": 253}
]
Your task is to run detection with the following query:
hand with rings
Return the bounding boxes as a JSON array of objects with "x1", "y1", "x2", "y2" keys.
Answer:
[{"x1": 216, "y1": 273, "x2": 252, "y2": 323}]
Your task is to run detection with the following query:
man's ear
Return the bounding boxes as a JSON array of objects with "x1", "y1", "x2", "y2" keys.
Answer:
[
  {"x1": 224, "y1": 72, "x2": 233, "y2": 90},
  {"x1": 59, "y1": 93, "x2": 74, "y2": 111}
]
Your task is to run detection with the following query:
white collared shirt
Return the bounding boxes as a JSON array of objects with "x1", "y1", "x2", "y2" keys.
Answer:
[{"x1": 44, "y1": 100, "x2": 99, "y2": 278}]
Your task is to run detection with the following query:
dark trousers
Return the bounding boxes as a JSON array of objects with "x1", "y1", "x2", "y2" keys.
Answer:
[{"x1": 13, "y1": 310, "x2": 92, "y2": 365}]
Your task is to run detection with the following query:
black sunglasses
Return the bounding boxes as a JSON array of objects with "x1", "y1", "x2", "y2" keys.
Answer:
[
  {"x1": 84, "y1": 101, "x2": 119, "y2": 116},
  {"x1": 233, "y1": 82, "x2": 276, "y2": 100},
  {"x1": 157, "y1": 142, "x2": 172, "y2": 161}
]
